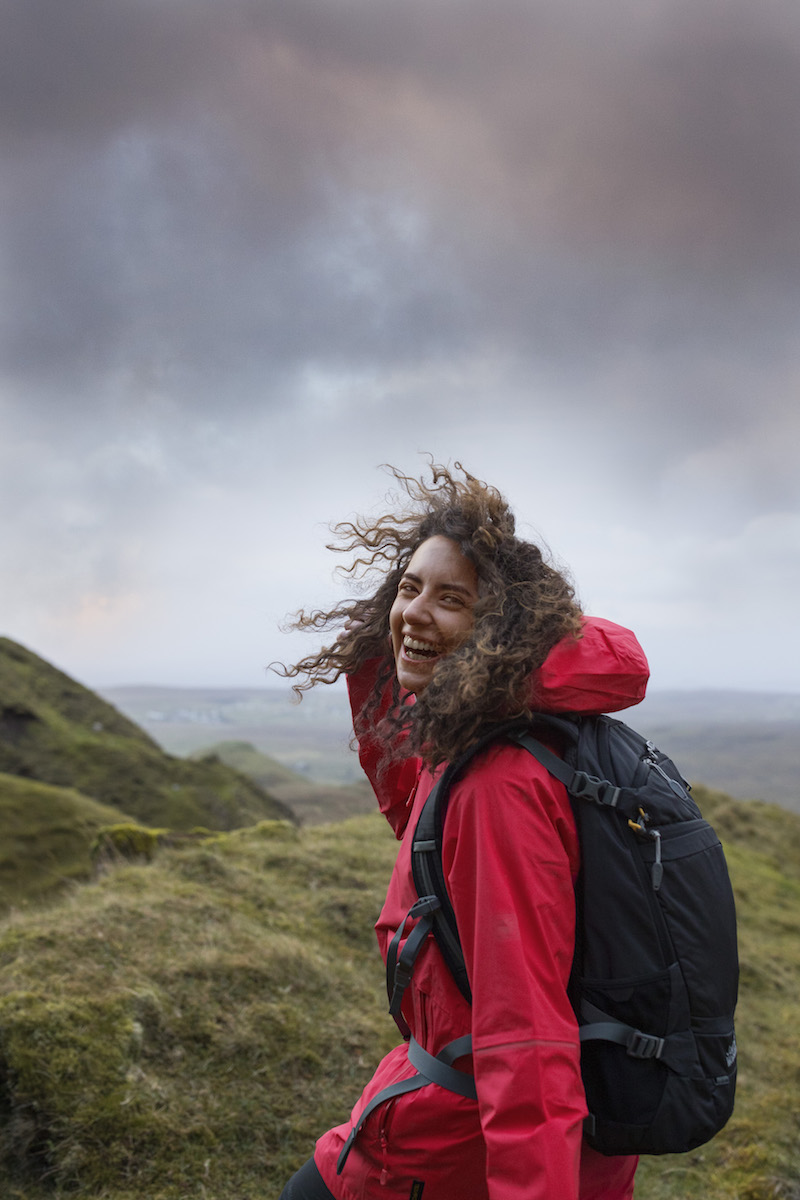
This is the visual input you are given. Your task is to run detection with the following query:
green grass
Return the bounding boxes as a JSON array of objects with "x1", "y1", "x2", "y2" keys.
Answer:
[
  {"x1": 0, "y1": 774, "x2": 129, "y2": 909},
  {"x1": 0, "y1": 788, "x2": 798, "y2": 1199},
  {"x1": 191, "y1": 740, "x2": 310, "y2": 790},
  {"x1": 0, "y1": 814, "x2": 400, "y2": 1199},
  {"x1": 634, "y1": 785, "x2": 800, "y2": 1200}
]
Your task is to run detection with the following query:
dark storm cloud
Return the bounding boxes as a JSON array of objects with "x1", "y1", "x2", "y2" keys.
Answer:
[{"x1": 3, "y1": 0, "x2": 800, "y2": 418}]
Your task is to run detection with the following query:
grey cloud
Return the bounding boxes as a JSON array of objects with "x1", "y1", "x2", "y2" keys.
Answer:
[
  {"x1": 4, "y1": 0, "x2": 800, "y2": 405},
  {"x1": 0, "y1": 0, "x2": 227, "y2": 143},
  {"x1": 1, "y1": 0, "x2": 799, "y2": 552}
]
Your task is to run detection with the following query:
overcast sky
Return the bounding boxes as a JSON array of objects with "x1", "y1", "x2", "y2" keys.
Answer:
[{"x1": 2, "y1": 0, "x2": 799, "y2": 694}]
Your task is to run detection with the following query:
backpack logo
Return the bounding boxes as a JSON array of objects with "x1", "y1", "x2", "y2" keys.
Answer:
[{"x1": 726, "y1": 1035, "x2": 737, "y2": 1068}]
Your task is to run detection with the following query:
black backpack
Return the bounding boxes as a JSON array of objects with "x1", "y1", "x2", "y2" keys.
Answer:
[{"x1": 398, "y1": 713, "x2": 739, "y2": 1158}]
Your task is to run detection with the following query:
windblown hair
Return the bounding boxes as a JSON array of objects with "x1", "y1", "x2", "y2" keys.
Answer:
[{"x1": 279, "y1": 462, "x2": 582, "y2": 766}]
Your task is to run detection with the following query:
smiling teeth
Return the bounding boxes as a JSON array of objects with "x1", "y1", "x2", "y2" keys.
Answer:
[{"x1": 404, "y1": 636, "x2": 443, "y2": 653}]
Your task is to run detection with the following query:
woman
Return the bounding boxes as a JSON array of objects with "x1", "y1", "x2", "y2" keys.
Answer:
[{"x1": 280, "y1": 463, "x2": 649, "y2": 1200}]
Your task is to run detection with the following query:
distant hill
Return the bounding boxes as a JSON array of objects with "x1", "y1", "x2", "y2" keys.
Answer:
[
  {"x1": 102, "y1": 682, "x2": 800, "y2": 814},
  {"x1": 190, "y1": 740, "x2": 375, "y2": 824},
  {"x1": 0, "y1": 638, "x2": 295, "y2": 832},
  {"x1": 632, "y1": 689, "x2": 800, "y2": 814}
]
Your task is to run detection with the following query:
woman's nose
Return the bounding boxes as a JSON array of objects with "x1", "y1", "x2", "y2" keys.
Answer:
[{"x1": 403, "y1": 592, "x2": 430, "y2": 624}]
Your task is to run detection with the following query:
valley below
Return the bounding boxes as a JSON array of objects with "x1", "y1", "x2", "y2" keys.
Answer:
[{"x1": 101, "y1": 682, "x2": 800, "y2": 815}]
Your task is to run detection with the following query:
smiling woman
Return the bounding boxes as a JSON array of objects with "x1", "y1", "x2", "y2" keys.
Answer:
[
  {"x1": 282, "y1": 461, "x2": 586, "y2": 766},
  {"x1": 389, "y1": 535, "x2": 479, "y2": 694},
  {"x1": 277, "y1": 461, "x2": 649, "y2": 1200}
]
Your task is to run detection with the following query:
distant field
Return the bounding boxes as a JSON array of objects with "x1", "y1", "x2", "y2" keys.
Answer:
[
  {"x1": 100, "y1": 683, "x2": 361, "y2": 785},
  {"x1": 100, "y1": 684, "x2": 800, "y2": 813}
]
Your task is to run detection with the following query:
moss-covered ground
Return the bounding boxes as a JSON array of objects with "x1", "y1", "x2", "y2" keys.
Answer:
[
  {"x1": 0, "y1": 774, "x2": 129, "y2": 909},
  {"x1": 0, "y1": 815, "x2": 400, "y2": 1199},
  {"x1": 191, "y1": 740, "x2": 376, "y2": 824},
  {"x1": 0, "y1": 787, "x2": 797, "y2": 1199}
]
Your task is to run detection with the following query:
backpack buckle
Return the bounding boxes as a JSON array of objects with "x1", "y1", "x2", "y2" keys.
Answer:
[
  {"x1": 571, "y1": 771, "x2": 621, "y2": 807},
  {"x1": 627, "y1": 1030, "x2": 665, "y2": 1060}
]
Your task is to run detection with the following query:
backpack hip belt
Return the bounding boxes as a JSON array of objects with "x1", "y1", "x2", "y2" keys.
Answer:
[{"x1": 336, "y1": 1034, "x2": 476, "y2": 1174}]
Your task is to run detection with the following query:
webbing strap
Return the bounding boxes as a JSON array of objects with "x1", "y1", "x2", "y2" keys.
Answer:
[
  {"x1": 336, "y1": 1035, "x2": 476, "y2": 1175},
  {"x1": 580, "y1": 1021, "x2": 665, "y2": 1060},
  {"x1": 407, "y1": 1035, "x2": 476, "y2": 1098},
  {"x1": 512, "y1": 731, "x2": 626, "y2": 808},
  {"x1": 580, "y1": 1000, "x2": 666, "y2": 1060},
  {"x1": 386, "y1": 902, "x2": 438, "y2": 1022},
  {"x1": 386, "y1": 896, "x2": 441, "y2": 1033},
  {"x1": 336, "y1": 1073, "x2": 430, "y2": 1174},
  {"x1": 580, "y1": 1001, "x2": 701, "y2": 1074}
]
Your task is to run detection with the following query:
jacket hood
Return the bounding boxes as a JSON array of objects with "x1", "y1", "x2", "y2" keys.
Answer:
[{"x1": 528, "y1": 616, "x2": 649, "y2": 715}]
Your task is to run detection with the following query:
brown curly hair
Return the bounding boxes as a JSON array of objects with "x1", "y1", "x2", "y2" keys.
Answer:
[{"x1": 278, "y1": 461, "x2": 583, "y2": 766}]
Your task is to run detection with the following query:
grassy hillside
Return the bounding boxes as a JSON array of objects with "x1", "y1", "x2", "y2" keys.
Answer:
[
  {"x1": 0, "y1": 638, "x2": 295, "y2": 831},
  {"x1": 0, "y1": 814, "x2": 400, "y2": 1200},
  {"x1": 0, "y1": 773, "x2": 129, "y2": 909},
  {"x1": 191, "y1": 740, "x2": 375, "y2": 824},
  {"x1": 0, "y1": 787, "x2": 798, "y2": 1199}
]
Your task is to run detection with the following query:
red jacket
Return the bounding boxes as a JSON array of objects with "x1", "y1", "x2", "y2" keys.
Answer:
[{"x1": 314, "y1": 617, "x2": 649, "y2": 1200}]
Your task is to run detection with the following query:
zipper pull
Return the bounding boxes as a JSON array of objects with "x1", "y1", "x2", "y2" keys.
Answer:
[
  {"x1": 646, "y1": 749, "x2": 689, "y2": 799},
  {"x1": 650, "y1": 829, "x2": 663, "y2": 891},
  {"x1": 628, "y1": 807, "x2": 663, "y2": 891}
]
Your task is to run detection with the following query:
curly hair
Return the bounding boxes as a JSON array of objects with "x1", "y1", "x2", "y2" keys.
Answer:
[{"x1": 278, "y1": 461, "x2": 583, "y2": 766}]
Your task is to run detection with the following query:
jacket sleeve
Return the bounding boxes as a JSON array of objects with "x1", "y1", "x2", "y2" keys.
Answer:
[
  {"x1": 529, "y1": 616, "x2": 649, "y2": 714},
  {"x1": 346, "y1": 657, "x2": 420, "y2": 839},
  {"x1": 442, "y1": 744, "x2": 585, "y2": 1200}
]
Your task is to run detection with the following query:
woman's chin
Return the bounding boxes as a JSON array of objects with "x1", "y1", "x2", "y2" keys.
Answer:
[{"x1": 396, "y1": 654, "x2": 438, "y2": 695}]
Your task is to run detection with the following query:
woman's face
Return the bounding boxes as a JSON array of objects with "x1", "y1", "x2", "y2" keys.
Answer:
[{"x1": 389, "y1": 535, "x2": 479, "y2": 695}]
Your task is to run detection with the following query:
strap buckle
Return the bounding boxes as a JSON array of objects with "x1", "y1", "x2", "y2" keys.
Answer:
[
  {"x1": 627, "y1": 1030, "x2": 665, "y2": 1060},
  {"x1": 570, "y1": 771, "x2": 621, "y2": 807},
  {"x1": 409, "y1": 895, "x2": 441, "y2": 918}
]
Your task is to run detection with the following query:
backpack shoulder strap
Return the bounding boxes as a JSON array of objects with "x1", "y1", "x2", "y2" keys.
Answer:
[
  {"x1": 510, "y1": 726, "x2": 625, "y2": 809},
  {"x1": 409, "y1": 750, "x2": 475, "y2": 1003},
  {"x1": 408, "y1": 717, "x2": 552, "y2": 1004}
]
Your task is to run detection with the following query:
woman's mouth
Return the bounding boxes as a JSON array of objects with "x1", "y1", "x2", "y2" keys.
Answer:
[{"x1": 402, "y1": 635, "x2": 444, "y2": 662}]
